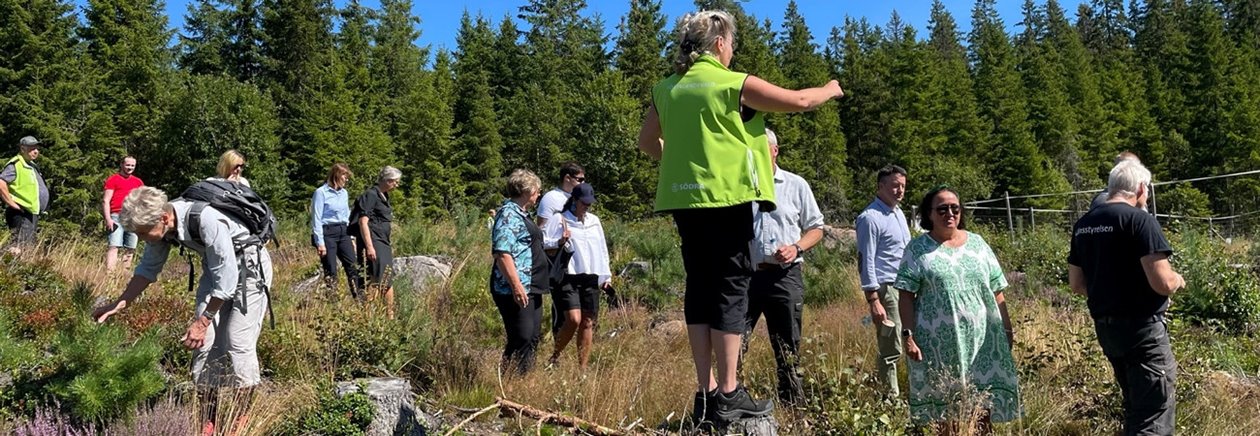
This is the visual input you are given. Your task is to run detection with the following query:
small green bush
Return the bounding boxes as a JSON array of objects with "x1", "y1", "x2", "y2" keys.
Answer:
[
  {"x1": 279, "y1": 386, "x2": 375, "y2": 436},
  {"x1": 1170, "y1": 230, "x2": 1260, "y2": 334}
]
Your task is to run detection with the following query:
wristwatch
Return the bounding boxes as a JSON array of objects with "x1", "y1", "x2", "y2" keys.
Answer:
[
  {"x1": 792, "y1": 243, "x2": 804, "y2": 254},
  {"x1": 199, "y1": 309, "x2": 216, "y2": 324},
  {"x1": 901, "y1": 328, "x2": 913, "y2": 338}
]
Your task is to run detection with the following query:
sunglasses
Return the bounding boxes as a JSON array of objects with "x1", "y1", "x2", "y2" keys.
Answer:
[
  {"x1": 234, "y1": 163, "x2": 247, "y2": 170},
  {"x1": 572, "y1": 175, "x2": 586, "y2": 183},
  {"x1": 934, "y1": 204, "x2": 962, "y2": 216}
]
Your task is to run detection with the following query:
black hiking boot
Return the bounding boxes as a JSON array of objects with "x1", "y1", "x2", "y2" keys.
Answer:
[
  {"x1": 691, "y1": 389, "x2": 717, "y2": 426},
  {"x1": 713, "y1": 386, "x2": 774, "y2": 423}
]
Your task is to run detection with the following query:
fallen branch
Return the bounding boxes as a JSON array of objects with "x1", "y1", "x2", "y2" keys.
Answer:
[
  {"x1": 441, "y1": 402, "x2": 501, "y2": 436},
  {"x1": 497, "y1": 397, "x2": 624, "y2": 436}
]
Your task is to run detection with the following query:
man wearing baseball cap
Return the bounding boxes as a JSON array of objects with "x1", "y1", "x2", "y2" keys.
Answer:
[{"x1": 0, "y1": 136, "x2": 50, "y2": 253}]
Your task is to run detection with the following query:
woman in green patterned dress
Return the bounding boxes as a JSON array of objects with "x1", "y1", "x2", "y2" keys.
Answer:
[{"x1": 894, "y1": 186, "x2": 1020, "y2": 433}]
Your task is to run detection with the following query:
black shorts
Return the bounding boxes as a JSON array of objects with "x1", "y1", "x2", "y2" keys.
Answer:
[
  {"x1": 555, "y1": 274, "x2": 601, "y2": 316},
  {"x1": 672, "y1": 203, "x2": 755, "y2": 333}
]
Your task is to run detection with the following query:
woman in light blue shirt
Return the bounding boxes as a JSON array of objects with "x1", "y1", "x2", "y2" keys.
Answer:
[{"x1": 312, "y1": 163, "x2": 364, "y2": 299}]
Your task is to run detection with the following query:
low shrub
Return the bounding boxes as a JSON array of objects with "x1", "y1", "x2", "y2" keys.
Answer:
[
  {"x1": 1172, "y1": 230, "x2": 1260, "y2": 334},
  {"x1": 277, "y1": 385, "x2": 375, "y2": 436}
]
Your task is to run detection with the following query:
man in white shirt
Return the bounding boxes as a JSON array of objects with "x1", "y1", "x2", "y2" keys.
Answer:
[
  {"x1": 537, "y1": 162, "x2": 585, "y2": 227},
  {"x1": 538, "y1": 162, "x2": 585, "y2": 337},
  {"x1": 744, "y1": 129, "x2": 825, "y2": 405}
]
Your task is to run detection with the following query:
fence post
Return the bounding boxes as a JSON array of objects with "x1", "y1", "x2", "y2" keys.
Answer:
[
  {"x1": 1005, "y1": 191, "x2": 1015, "y2": 240},
  {"x1": 1029, "y1": 206, "x2": 1036, "y2": 228}
]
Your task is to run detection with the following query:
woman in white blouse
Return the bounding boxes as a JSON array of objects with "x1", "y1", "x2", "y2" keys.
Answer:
[{"x1": 544, "y1": 183, "x2": 611, "y2": 370}]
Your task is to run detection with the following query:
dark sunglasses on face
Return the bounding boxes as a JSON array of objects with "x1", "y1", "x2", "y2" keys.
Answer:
[
  {"x1": 235, "y1": 163, "x2": 247, "y2": 170},
  {"x1": 572, "y1": 176, "x2": 586, "y2": 183},
  {"x1": 935, "y1": 204, "x2": 962, "y2": 216}
]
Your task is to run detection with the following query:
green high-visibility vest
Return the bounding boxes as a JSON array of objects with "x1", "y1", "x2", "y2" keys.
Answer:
[
  {"x1": 651, "y1": 55, "x2": 775, "y2": 212},
  {"x1": 4, "y1": 155, "x2": 40, "y2": 214}
]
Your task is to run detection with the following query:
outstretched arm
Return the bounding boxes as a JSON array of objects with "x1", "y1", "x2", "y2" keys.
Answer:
[{"x1": 741, "y1": 76, "x2": 844, "y2": 113}]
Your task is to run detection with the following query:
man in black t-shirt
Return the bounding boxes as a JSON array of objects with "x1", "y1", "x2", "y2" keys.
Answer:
[{"x1": 1068, "y1": 160, "x2": 1185, "y2": 436}]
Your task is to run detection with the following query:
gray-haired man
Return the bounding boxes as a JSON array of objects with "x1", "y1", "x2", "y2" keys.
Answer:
[
  {"x1": 93, "y1": 186, "x2": 272, "y2": 435},
  {"x1": 855, "y1": 165, "x2": 910, "y2": 397},
  {"x1": 744, "y1": 128, "x2": 824, "y2": 404}
]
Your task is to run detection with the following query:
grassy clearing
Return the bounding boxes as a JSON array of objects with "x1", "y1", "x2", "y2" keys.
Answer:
[{"x1": 1, "y1": 216, "x2": 1258, "y2": 434}]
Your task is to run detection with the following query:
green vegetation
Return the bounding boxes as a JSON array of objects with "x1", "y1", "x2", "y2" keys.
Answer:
[{"x1": 3, "y1": 0, "x2": 1260, "y2": 230}]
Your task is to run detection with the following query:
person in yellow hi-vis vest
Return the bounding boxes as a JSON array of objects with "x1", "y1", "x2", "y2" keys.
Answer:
[
  {"x1": 636, "y1": 9, "x2": 844, "y2": 427},
  {"x1": 0, "y1": 136, "x2": 49, "y2": 254}
]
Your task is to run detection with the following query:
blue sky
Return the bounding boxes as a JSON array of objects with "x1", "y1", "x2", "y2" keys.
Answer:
[{"x1": 76, "y1": 0, "x2": 1086, "y2": 51}]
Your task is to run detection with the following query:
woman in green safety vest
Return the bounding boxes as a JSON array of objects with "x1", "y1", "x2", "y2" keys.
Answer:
[{"x1": 635, "y1": 9, "x2": 844, "y2": 427}]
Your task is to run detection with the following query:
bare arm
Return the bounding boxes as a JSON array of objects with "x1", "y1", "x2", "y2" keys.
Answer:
[
  {"x1": 1068, "y1": 265, "x2": 1088, "y2": 296},
  {"x1": 0, "y1": 179, "x2": 18, "y2": 209},
  {"x1": 93, "y1": 275, "x2": 154, "y2": 322},
  {"x1": 103, "y1": 189, "x2": 115, "y2": 227},
  {"x1": 1141, "y1": 253, "x2": 1185, "y2": 296},
  {"x1": 359, "y1": 215, "x2": 373, "y2": 252},
  {"x1": 741, "y1": 76, "x2": 843, "y2": 113},
  {"x1": 996, "y1": 291, "x2": 1014, "y2": 346},
  {"x1": 636, "y1": 106, "x2": 663, "y2": 160},
  {"x1": 796, "y1": 227, "x2": 824, "y2": 252},
  {"x1": 494, "y1": 252, "x2": 529, "y2": 307}
]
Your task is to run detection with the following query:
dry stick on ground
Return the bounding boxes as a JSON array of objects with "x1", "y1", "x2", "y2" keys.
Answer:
[
  {"x1": 441, "y1": 402, "x2": 501, "y2": 436},
  {"x1": 497, "y1": 397, "x2": 625, "y2": 436}
]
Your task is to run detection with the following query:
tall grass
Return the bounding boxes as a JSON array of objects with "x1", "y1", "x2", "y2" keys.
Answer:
[{"x1": 2, "y1": 219, "x2": 1259, "y2": 434}]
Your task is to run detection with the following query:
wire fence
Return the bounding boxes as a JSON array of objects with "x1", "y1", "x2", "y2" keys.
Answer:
[{"x1": 942, "y1": 168, "x2": 1260, "y2": 240}]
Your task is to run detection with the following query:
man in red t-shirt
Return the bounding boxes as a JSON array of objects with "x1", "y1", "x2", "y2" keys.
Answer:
[{"x1": 103, "y1": 156, "x2": 143, "y2": 271}]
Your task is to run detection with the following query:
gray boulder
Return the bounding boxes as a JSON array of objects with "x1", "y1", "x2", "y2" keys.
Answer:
[
  {"x1": 336, "y1": 377, "x2": 439, "y2": 436},
  {"x1": 820, "y1": 225, "x2": 857, "y2": 249},
  {"x1": 393, "y1": 256, "x2": 452, "y2": 287}
]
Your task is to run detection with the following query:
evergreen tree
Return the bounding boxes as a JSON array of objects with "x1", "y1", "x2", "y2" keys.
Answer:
[
  {"x1": 614, "y1": 0, "x2": 668, "y2": 106},
  {"x1": 179, "y1": 0, "x2": 229, "y2": 74},
  {"x1": 0, "y1": 0, "x2": 119, "y2": 232},
  {"x1": 453, "y1": 13, "x2": 504, "y2": 203},
  {"x1": 835, "y1": 18, "x2": 893, "y2": 189},
  {"x1": 775, "y1": 1, "x2": 848, "y2": 214},
  {"x1": 970, "y1": 0, "x2": 1069, "y2": 207},
  {"x1": 927, "y1": 0, "x2": 990, "y2": 162},
  {"x1": 1016, "y1": 0, "x2": 1084, "y2": 187},
  {"x1": 223, "y1": 0, "x2": 265, "y2": 82}
]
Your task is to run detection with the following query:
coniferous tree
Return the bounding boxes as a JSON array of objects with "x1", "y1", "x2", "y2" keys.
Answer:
[
  {"x1": 836, "y1": 18, "x2": 893, "y2": 187},
  {"x1": 1017, "y1": 0, "x2": 1083, "y2": 187},
  {"x1": 775, "y1": 1, "x2": 848, "y2": 214},
  {"x1": 179, "y1": 0, "x2": 229, "y2": 74},
  {"x1": 453, "y1": 13, "x2": 504, "y2": 203},
  {"x1": 615, "y1": 0, "x2": 668, "y2": 107},
  {"x1": 970, "y1": 0, "x2": 1069, "y2": 207}
]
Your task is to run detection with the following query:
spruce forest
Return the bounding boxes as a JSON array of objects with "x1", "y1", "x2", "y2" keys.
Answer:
[{"x1": 3, "y1": 0, "x2": 1260, "y2": 228}]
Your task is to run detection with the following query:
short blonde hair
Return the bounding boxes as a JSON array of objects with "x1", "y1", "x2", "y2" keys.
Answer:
[
  {"x1": 1107, "y1": 160, "x2": 1152, "y2": 200},
  {"x1": 216, "y1": 150, "x2": 245, "y2": 179},
  {"x1": 506, "y1": 169, "x2": 541, "y2": 199},
  {"x1": 672, "y1": 10, "x2": 737, "y2": 75},
  {"x1": 120, "y1": 187, "x2": 170, "y2": 232}
]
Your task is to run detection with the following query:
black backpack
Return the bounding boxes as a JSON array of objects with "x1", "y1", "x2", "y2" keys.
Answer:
[
  {"x1": 176, "y1": 179, "x2": 278, "y2": 328},
  {"x1": 179, "y1": 180, "x2": 278, "y2": 247}
]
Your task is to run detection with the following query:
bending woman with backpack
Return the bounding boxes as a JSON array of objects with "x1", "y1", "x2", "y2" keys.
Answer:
[{"x1": 93, "y1": 186, "x2": 274, "y2": 436}]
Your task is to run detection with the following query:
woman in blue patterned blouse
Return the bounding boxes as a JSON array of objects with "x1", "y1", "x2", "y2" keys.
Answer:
[{"x1": 490, "y1": 169, "x2": 547, "y2": 375}]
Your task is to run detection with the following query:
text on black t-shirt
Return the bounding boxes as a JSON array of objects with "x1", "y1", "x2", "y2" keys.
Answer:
[{"x1": 1067, "y1": 202, "x2": 1173, "y2": 318}]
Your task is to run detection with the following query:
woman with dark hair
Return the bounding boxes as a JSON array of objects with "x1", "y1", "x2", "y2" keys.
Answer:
[
  {"x1": 312, "y1": 163, "x2": 363, "y2": 299},
  {"x1": 894, "y1": 186, "x2": 1021, "y2": 433},
  {"x1": 544, "y1": 183, "x2": 611, "y2": 370}
]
